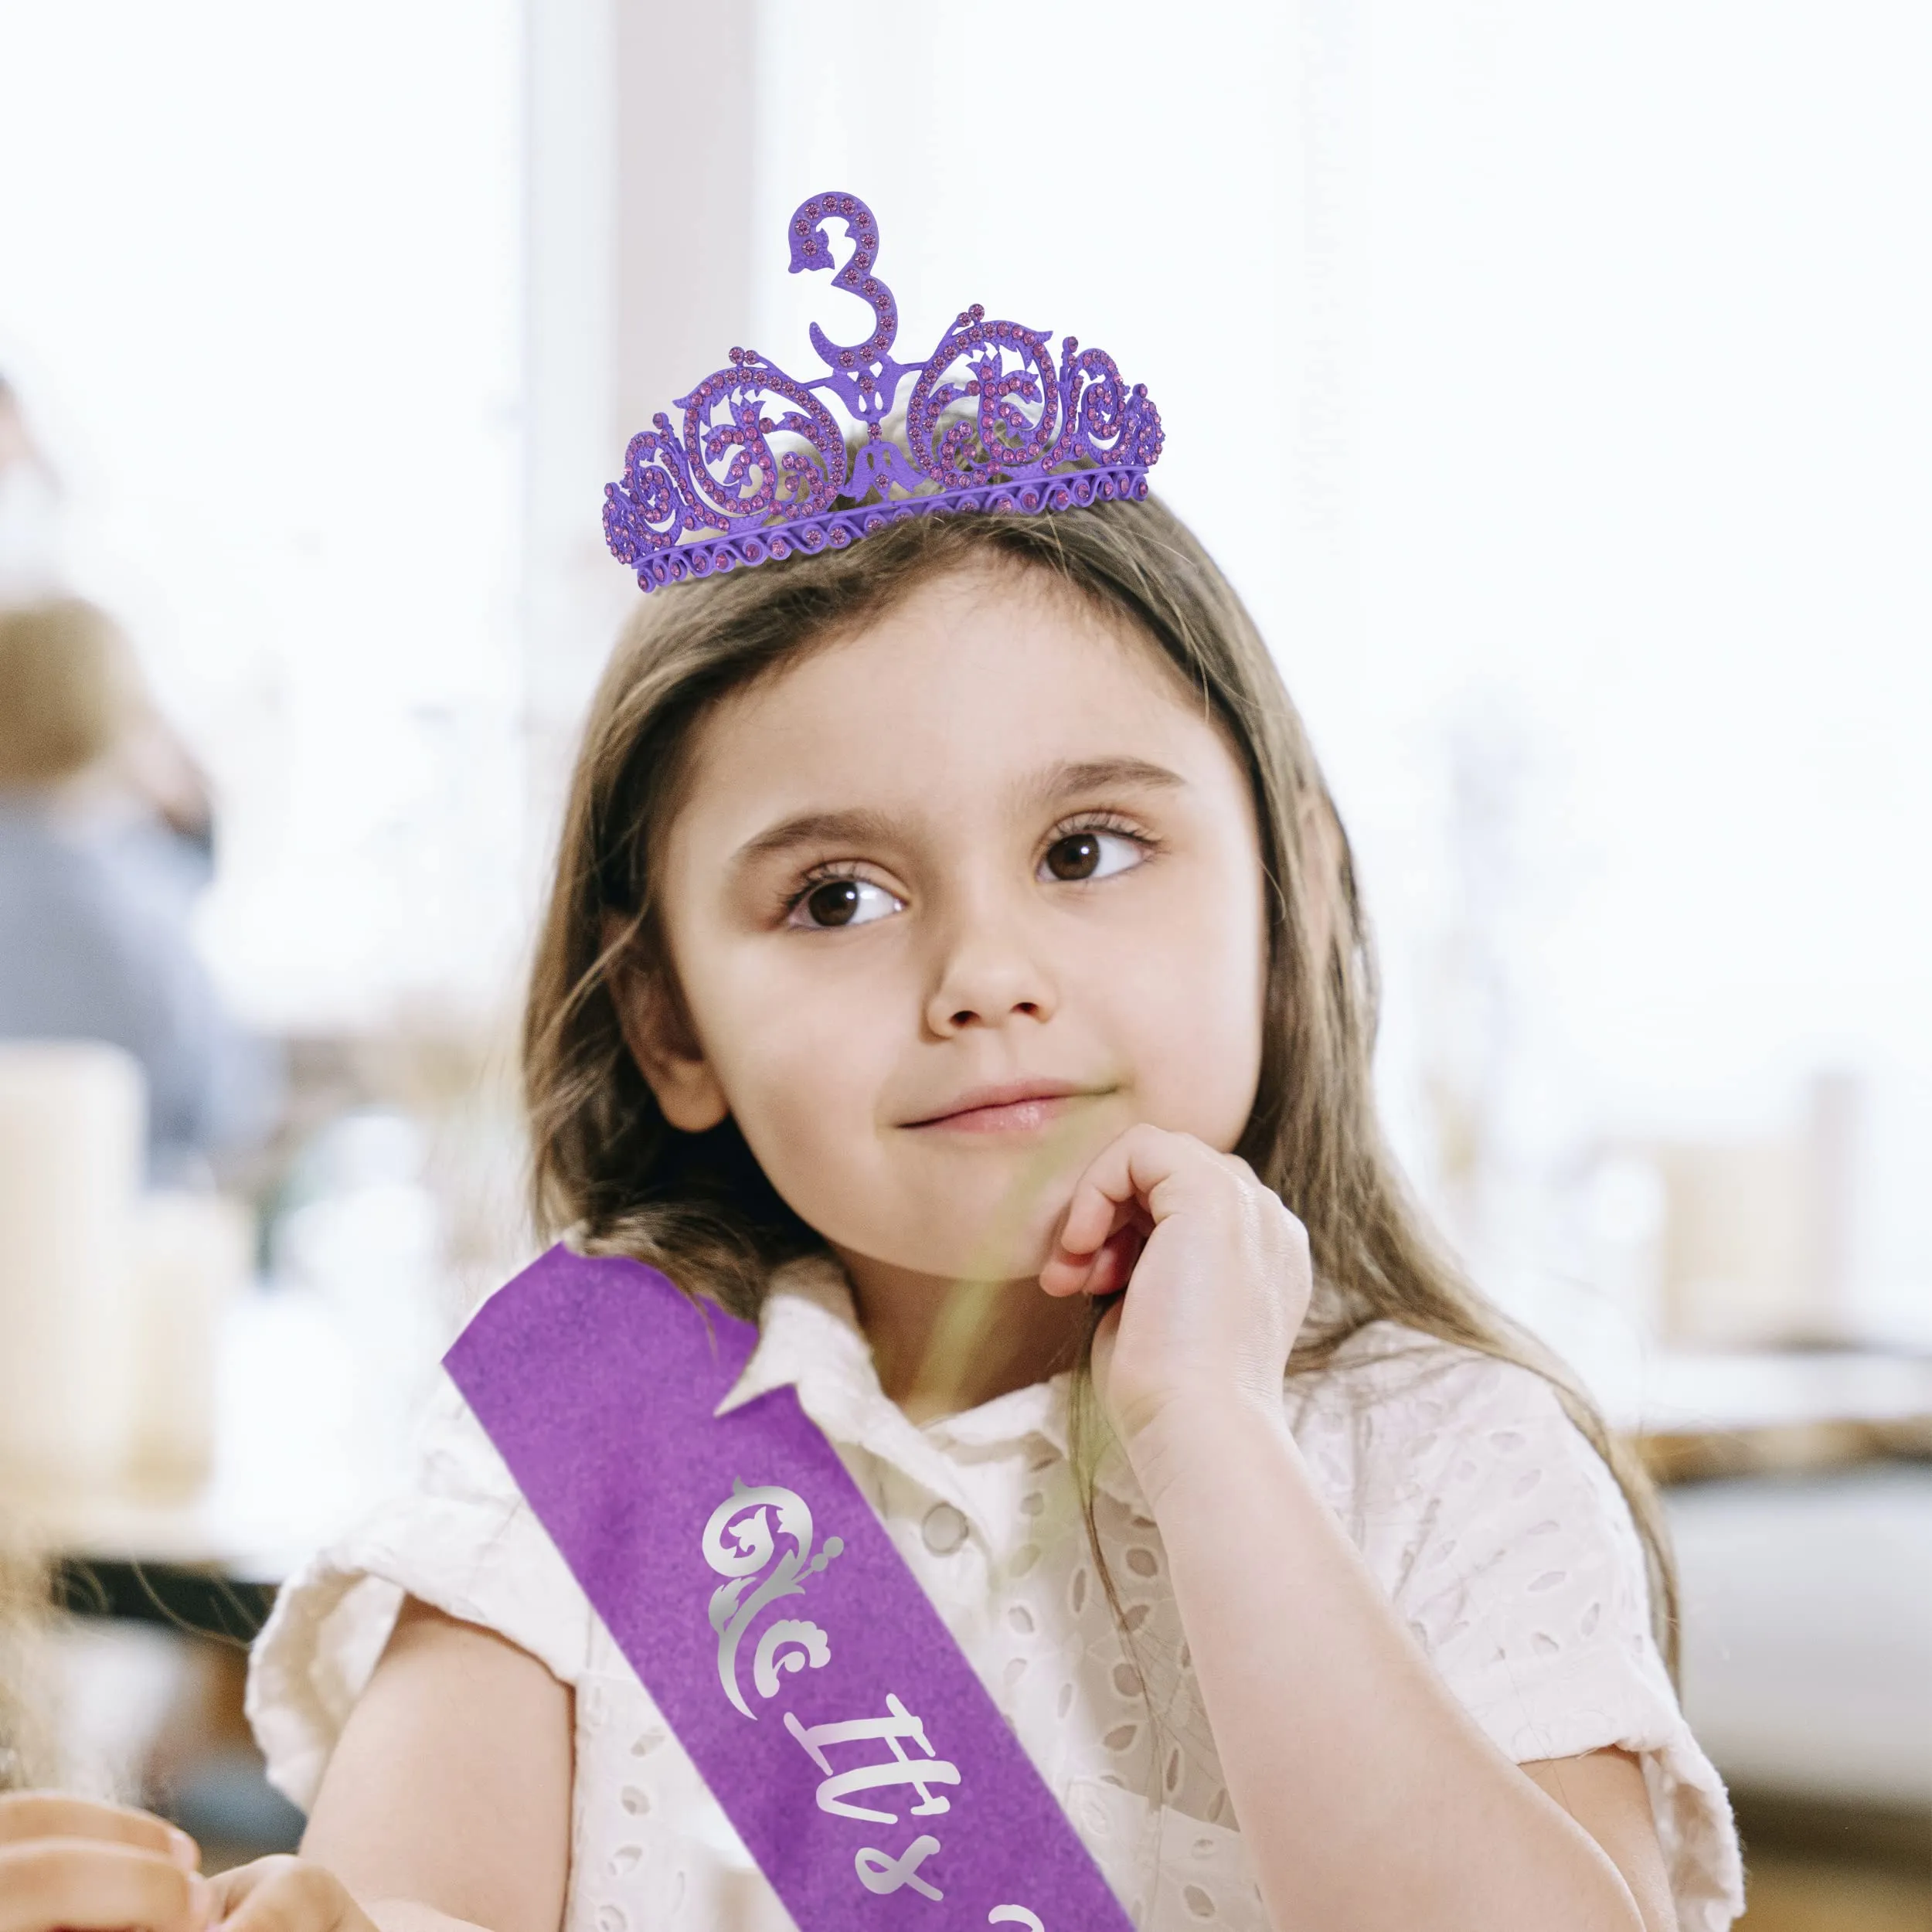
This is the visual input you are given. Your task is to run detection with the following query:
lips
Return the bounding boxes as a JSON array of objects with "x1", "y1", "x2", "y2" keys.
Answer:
[{"x1": 900, "y1": 1079, "x2": 1107, "y2": 1133}]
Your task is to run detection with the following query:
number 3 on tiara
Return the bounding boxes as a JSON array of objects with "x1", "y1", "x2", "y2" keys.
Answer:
[{"x1": 988, "y1": 1911, "x2": 1045, "y2": 1931}]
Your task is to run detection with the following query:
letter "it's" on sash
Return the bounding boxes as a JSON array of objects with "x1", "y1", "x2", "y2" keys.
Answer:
[{"x1": 784, "y1": 1694, "x2": 961, "y2": 1825}]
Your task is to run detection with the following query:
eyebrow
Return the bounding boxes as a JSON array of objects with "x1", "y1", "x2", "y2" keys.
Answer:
[
  {"x1": 732, "y1": 807, "x2": 906, "y2": 869},
  {"x1": 730, "y1": 758, "x2": 1188, "y2": 871},
  {"x1": 1023, "y1": 756, "x2": 1188, "y2": 808}
]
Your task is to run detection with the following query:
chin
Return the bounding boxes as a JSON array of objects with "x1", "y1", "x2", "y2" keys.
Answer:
[
  {"x1": 808, "y1": 1158, "x2": 1083, "y2": 1286},
  {"x1": 890, "y1": 1200, "x2": 1068, "y2": 1287}
]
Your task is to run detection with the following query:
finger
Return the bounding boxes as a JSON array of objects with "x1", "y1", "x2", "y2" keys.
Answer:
[
  {"x1": 1083, "y1": 1224, "x2": 1147, "y2": 1298},
  {"x1": 1042, "y1": 1199, "x2": 1151, "y2": 1298},
  {"x1": 205, "y1": 1855, "x2": 289, "y2": 1917},
  {"x1": 1043, "y1": 1128, "x2": 1166, "y2": 1277},
  {"x1": 209, "y1": 1856, "x2": 366, "y2": 1932},
  {"x1": 1039, "y1": 1202, "x2": 1131, "y2": 1295},
  {"x1": 0, "y1": 1840, "x2": 209, "y2": 1932},
  {"x1": 1043, "y1": 1126, "x2": 1203, "y2": 1287},
  {"x1": 0, "y1": 1793, "x2": 198, "y2": 1869}
]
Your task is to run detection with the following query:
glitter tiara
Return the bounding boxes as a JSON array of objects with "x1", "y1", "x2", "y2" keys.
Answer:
[{"x1": 603, "y1": 190, "x2": 1165, "y2": 593}]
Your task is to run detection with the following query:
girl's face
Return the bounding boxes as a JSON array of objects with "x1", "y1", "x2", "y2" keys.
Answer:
[{"x1": 636, "y1": 562, "x2": 1269, "y2": 1287}]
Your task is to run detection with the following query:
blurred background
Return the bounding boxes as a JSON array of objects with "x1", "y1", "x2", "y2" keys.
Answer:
[{"x1": 0, "y1": 2, "x2": 1926, "y2": 1925}]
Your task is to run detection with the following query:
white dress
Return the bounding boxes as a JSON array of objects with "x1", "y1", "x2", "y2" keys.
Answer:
[{"x1": 248, "y1": 1257, "x2": 1743, "y2": 1931}]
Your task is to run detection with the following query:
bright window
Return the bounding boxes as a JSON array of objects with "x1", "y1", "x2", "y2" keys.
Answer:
[{"x1": 0, "y1": 0, "x2": 524, "y2": 1029}]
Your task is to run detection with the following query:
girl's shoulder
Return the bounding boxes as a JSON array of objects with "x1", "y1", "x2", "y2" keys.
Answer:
[
  {"x1": 1281, "y1": 1319, "x2": 1629, "y2": 1550},
  {"x1": 1284, "y1": 1318, "x2": 1575, "y2": 1435},
  {"x1": 247, "y1": 1366, "x2": 603, "y2": 1811},
  {"x1": 1287, "y1": 1325, "x2": 1744, "y2": 1925}
]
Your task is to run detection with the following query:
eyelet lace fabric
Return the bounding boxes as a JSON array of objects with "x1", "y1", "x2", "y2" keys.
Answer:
[{"x1": 249, "y1": 1258, "x2": 1742, "y2": 1930}]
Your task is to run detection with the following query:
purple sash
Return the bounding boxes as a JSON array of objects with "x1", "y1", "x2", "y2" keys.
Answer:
[{"x1": 444, "y1": 1245, "x2": 1134, "y2": 1932}]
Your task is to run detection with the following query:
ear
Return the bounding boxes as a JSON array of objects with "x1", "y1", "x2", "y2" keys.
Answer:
[
  {"x1": 602, "y1": 916, "x2": 730, "y2": 1133},
  {"x1": 1297, "y1": 793, "x2": 1347, "y2": 968}
]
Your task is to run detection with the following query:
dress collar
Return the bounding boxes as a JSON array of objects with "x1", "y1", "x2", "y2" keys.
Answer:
[{"x1": 714, "y1": 1253, "x2": 1145, "y2": 1517}]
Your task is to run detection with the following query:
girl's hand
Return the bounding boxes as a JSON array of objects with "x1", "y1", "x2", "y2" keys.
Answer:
[
  {"x1": 204, "y1": 1856, "x2": 383, "y2": 1932},
  {"x1": 0, "y1": 1791, "x2": 209, "y2": 1932},
  {"x1": 1039, "y1": 1124, "x2": 1312, "y2": 1485}
]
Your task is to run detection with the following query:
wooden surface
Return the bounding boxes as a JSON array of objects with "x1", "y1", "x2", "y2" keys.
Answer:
[
  {"x1": 1637, "y1": 1413, "x2": 1932, "y2": 1487},
  {"x1": 1737, "y1": 1856, "x2": 1932, "y2": 1932}
]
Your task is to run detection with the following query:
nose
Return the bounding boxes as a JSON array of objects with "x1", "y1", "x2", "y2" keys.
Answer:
[{"x1": 923, "y1": 906, "x2": 1058, "y2": 1037}]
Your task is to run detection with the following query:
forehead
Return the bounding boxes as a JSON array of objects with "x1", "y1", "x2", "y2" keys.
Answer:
[{"x1": 675, "y1": 563, "x2": 1225, "y2": 824}]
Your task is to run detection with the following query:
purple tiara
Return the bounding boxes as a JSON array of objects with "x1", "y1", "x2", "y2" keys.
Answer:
[{"x1": 603, "y1": 191, "x2": 1165, "y2": 593}]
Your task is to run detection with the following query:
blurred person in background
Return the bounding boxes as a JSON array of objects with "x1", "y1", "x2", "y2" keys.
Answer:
[
  {"x1": 0, "y1": 369, "x2": 214, "y2": 849},
  {"x1": 0, "y1": 596, "x2": 276, "y2": 1180}
]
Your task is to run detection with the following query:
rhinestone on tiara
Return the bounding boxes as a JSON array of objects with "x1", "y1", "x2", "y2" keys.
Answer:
[{"x1": 603, "y1": 191, "x2": 1165, "y2": 593}]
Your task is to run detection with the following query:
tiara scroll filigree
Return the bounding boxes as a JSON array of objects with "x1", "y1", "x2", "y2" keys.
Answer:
[{"x1": 603, "y1": 191, "x2": 1165, "y2": 592}]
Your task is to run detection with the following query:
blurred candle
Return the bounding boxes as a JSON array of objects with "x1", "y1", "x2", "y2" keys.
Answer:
[
  {"x1": 126, "y1": 1192, "x2": 253, "y2": 1498},
  {"x1": 0, "y1": 1042, "x2": 143, "y2": 1497}
]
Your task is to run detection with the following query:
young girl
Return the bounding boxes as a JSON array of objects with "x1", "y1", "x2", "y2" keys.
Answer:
[
  {"x1": 235, "y1": 497, "x2": 1742, "y2": 1932},
  {"x1": 242, "y1": 192, "x2": 1740, "y2": 1932},
  {"x1": 0, "y1": 597, "x2": 270, "y2": 1179}
]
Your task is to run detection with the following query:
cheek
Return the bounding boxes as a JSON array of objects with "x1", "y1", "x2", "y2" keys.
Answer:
[
  {"x1": 691, "y1": 957, "x2": 894, "y2": 1206},
  {"x1": 1107, "y1": 859, "x2": 1268, "y2": 1139}
]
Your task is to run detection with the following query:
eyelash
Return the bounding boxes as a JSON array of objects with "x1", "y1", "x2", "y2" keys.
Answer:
[
  {"x1": 776, "y1": 811, "x2": 1159, "y2": 920},
  {"x1": 1043, "y1": 809, "x2": 1157, "y2": 864},
  {"x1": 781, "y1": 859, "x2": 883, "y2": 917}
]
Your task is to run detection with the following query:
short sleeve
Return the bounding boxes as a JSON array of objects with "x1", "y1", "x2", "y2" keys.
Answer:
[
  {"x1": 246, "y1": 1369, "x2": 598, "y2": 1811},
  {"x1": 1287, "y1": 1328, "x2": 1744, "y2": 1932}
]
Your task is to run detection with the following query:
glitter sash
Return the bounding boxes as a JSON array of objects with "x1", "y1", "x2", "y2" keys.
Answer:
[{"x1": 445, "y1": 1244, "x2": 1134, "y2": 1932}]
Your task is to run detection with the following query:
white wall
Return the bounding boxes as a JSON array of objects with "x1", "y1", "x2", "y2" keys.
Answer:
[
  {"x1": 7, "y1": 3, "x2": 1924, "y2": 1335},
  {"x1": 1310, "y1": 1, "x2": 1932, "y2": 1339},
  {"x1": 747, "y1": 1, "x2": 1932, "y2": 1342},
  {"x1": 748, "y1": 1, "x2": 1301, "y2": 661},
  {"x1": 0, "y1": 0, "x2": 525, "y2": 1029}
]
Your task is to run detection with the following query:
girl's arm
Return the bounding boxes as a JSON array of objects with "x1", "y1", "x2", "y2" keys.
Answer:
[
  {"x1": 1151, "y1": 1407, "x2": 1674, "y2": 1932},
  {"x1": 215, "y1": 1598, "x2": 574, "y2": 1932},
  {"x1": 1044, "y1": 1127, "x2": 1676, "y2": 1932}
]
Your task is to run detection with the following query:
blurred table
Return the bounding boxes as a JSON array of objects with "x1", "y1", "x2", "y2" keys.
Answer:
[
  {"x1": 1611, "y1": 1346, "x2": 1932, "y2": 1486},
  {"x1": 45, "y1": 1488, "x2": 304, "y2": 1640},
  {"x1": 36, "y1": 1342, "x2": 1932, "y2": 1641},
  {"x1": 55, "y1": 1553, "x2": 277, "y2": 1641},
  {"x1": 29, "y1": 1285, "x2": 383, "y2": 1639}
]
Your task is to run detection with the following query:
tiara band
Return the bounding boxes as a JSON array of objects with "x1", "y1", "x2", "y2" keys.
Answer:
[{"x1": 602, "y1": 191, "x2": 1165, "y2": 593}]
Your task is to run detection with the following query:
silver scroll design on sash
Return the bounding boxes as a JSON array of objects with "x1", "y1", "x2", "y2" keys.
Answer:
[
  {"x1": 703, "y1": 1478, "x2": 845, "y2": 1719},
  {"x1": 704, "y1": 1477, "x2": 1051, "y2": 1921},
  {"x1": 445, "y1": 1251, "x2": 1124, "y2": 1932}
]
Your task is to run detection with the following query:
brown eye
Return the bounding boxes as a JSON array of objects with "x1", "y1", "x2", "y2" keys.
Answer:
[
  {"x1": 805, "y1": 879, "x2": 862, "y2": 926},
  {"x1": 1045, "y1": 832, "x2": 1102, "y2": 880},
  {"x1": 1038, "y1": 828, "x2": 1145, "y2": 886},
  {"x1": 789, "y1": 876, "x2": 904, "y2": 930}
]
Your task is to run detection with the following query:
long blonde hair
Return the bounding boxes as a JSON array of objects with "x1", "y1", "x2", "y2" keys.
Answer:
[{"x1": 522, "y1": 497, "x2": 1679, "y2": 1667}]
